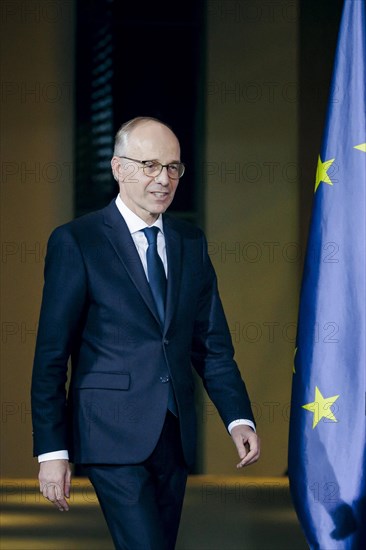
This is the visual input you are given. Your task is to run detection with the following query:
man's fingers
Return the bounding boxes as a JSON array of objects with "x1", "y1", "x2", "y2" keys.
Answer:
[
  {"x1": 55, "y1": 497, "x2": 69, "y2": 511},
  {"x1": 236, "y1": 445, "x2": 260, "y2": 468},
  {"x1": 234, "y1": 439, "x2": 248, "y2": 461},
  {"x1": 41, "y1": 482, "x2": 69, "y2": 511},
  {"x1": 231, "y1": 426, "x2": 261, "y2": 469},
  {"x1": 65, "y1": 469, "x2": 72, "y2": 498},
  {"x1": 38, "y1": 459, "x2": 71, "y2": 511},
  {"x1": 50, "y1": 481, "x2": 69, "y2": 512}
]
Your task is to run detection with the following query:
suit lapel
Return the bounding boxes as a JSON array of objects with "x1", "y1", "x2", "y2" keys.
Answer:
[
  {"x1": 102, "y1": 201, "x2": 161, "y2": 326},
  {"x1": 164, "y1": 216, "x2": 183, "y2": 332}
]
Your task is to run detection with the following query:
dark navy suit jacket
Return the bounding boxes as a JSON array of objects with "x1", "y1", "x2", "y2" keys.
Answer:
[{"x1": 31, "y1": 200, "x2": 254, "y2": 468}]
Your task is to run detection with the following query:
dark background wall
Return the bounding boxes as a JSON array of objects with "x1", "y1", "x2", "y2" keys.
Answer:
[
  {"x1": 1, "y1": 0, "x2": 343, "y2": 477},
  {"x1": 74, "y1": 0, "x2": 206, "y2": 223}
]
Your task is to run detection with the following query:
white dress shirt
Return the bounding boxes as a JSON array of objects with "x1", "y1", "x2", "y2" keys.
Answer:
[{"x1": 38, "y1": 196, "x2": 253, "y2": 462}]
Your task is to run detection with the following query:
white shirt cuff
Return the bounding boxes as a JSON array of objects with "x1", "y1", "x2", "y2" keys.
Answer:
[
  {"x1": 227, "y1": 419, "x2": 256, "y2": 434},
  {"x1": 38, "y1": 450, "x2": 69, "y2": 463}
]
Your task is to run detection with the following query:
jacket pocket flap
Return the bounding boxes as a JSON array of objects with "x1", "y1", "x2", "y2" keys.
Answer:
[{"x1": 76, "y1": 372, "x2": 130, "y2": 390}]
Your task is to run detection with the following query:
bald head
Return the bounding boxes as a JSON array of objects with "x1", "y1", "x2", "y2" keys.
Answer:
[{"x1": 113, "y1": 116, "x2": 179, "y2": 157}]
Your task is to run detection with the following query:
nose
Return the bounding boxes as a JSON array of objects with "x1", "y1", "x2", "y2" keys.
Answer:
[{"x1": 154, "y1": 166, "x2": 170, "y2": 186}]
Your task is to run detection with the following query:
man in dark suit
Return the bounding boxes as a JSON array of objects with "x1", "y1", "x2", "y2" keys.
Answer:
[{"x1": 31, "y1": 116, "x2": 260, "y2": 549}]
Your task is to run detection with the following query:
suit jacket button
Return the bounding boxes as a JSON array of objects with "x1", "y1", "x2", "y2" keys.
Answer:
[
  {"x1": 160, "y1": 375, "x2": 169, "y2": 383},
  {"x1": 163, "y1": 339, "x2": 169, "y2": 345}
]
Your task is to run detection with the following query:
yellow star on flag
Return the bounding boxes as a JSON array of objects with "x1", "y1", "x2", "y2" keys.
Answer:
[
  {"x1": 302, "y1": 386, "x2": 339, "y2": 429},
  {"x1": 354, "y1": 143, "x2": 366, "y2": 152},
  {"x1": 314, "y1": 155, "x2": 335, "y2": 192}
]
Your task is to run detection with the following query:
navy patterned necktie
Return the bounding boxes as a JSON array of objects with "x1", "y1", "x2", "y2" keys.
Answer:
[
  {"x1": 142, "y1": 226, "x2": 178, "y2": 416},
  {"x1": 143, "y1": 226, "x2": 166, "y2": 325}
]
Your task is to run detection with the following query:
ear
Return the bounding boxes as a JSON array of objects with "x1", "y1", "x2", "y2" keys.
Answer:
[{"x1": 111, "y1": 156, "x2": 121, "y2": 182}]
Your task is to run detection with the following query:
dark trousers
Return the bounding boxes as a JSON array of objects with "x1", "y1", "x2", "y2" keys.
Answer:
[{"x1": 84, "y1": 411, "x2": 188, "y2": 550}]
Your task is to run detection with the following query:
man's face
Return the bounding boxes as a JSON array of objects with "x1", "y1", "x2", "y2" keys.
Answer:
[{"x1": 111, "y1": 121, "x2": 182, "y2": 224}]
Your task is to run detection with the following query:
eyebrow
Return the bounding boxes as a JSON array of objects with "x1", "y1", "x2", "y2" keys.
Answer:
[{"x1": 144, "y1": 158, "x2": 181, "y2": 164}]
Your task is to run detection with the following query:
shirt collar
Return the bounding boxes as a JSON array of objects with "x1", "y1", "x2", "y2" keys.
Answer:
[{"x1": 115, "y1": 194, "x2": 164, "y2": 235}]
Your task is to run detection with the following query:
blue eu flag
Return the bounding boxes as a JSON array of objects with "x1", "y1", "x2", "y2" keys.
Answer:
[{"x1": 288, "y1": 1, "x2": 366, "y2": 548}]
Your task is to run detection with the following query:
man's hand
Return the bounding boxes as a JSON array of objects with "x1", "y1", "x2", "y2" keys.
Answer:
[
  {"x1": 38, "y1": 459, "x2": 72, "y2": 511},
  {"x1": 230, "y1": 425, "x2": 260, "y2": 468}
]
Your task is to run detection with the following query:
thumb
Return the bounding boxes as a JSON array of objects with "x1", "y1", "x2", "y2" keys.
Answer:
[
  {"x1": 64, "y1": 467, "x2": 72, "y2": 498},
  {"x1": 233, "y1": 433, "x2": 249, "y2": 460}
]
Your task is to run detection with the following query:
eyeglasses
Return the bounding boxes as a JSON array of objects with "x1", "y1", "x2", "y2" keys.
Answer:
[{"x1": 118, "y1": 156, "x2": 185, "y2": 179}]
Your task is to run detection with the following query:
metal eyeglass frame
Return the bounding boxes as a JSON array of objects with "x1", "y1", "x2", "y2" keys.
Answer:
[{"x1": 117, "y1": 156, "x2": 185, "y2": 179}]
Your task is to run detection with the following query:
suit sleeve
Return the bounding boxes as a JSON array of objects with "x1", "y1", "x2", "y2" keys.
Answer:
[
  {"x1": 31, "y1": 226, "x2": 88, "y2": 456},
  {"x1": 190, "y1": 233, "x2": 255, "y2": 429}
]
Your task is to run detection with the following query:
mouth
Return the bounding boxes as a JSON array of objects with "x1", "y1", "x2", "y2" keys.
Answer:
[{"x1": 150, "y1": 191, "x2": 169, "y2": 199}]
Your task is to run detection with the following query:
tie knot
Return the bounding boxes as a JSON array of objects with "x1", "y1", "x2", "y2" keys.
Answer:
[{"x1": 143, "y1": 226, "x2": 160, "y2": 245}]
